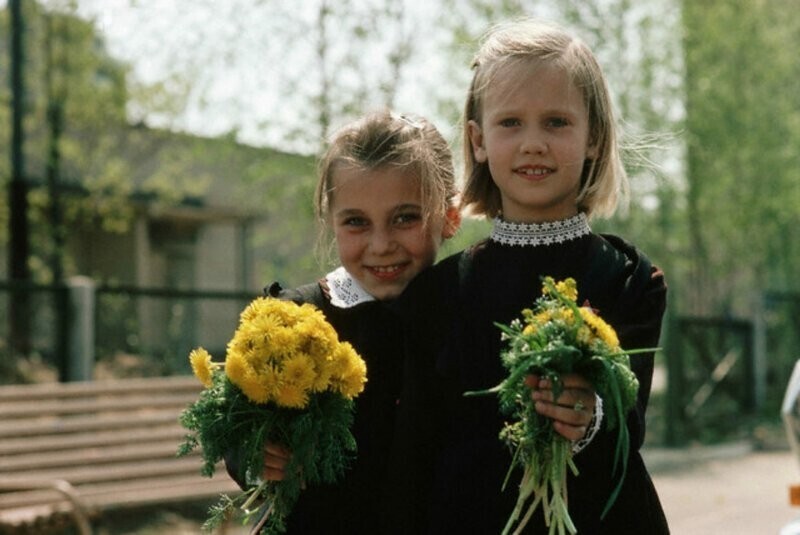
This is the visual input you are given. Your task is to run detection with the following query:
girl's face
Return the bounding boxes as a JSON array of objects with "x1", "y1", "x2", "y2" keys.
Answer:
[
  {"x1": 468, "y1": 62, "x2": 597, "y2": 223},
  {"x1": 330, "y1": 164, "x2": 458, "y2": 300}
]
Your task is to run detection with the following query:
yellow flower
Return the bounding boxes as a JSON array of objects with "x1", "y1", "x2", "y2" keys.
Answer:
[
  {"x1": 311, "y1": 360, "x2": 334, "y2": 392},
  {"x1": 219, "y1": 297, "x2": 366, "y2": 405},
  {"x1": 280, "y1": 354, "x2": 317, "y2": 392},
  {"x1": 274, "y1": 383, "x2": 309, "y2": 409},
  {"x1": 225, "y1": 349, "x2": 247, "y2": 384},
  {"x1": 555, "y1": 278, "x2": 578, "y2": 302},
  {"x1": 189, "y1": 347, "x2": 214, "y2": 387},
  {"x1": 579, "y1": 307, "x2": 620, "y2": 349},
  {"x1": 522, "y1": 324, "x2": 537, "y2": 336},
  {"x1": 268, "y1": 327, "x2": 302, "y2": 355},
  {"x1": 329, "y1": 342, "x2": 367, "y2": 398},
  {"x1": 237, "y1": 368, "x2": 274, "y2": 404}
]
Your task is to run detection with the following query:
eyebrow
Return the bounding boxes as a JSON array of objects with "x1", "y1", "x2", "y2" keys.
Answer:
[
  {"x1": 334, "y1": 208, "x2": 365, "y2": 219},
  {"x1": 489, "y1": 105, "x2": 578, "y2": 118},
  {"x1": 334, "y1": 203, "x2": 422, "y2": 219},
  {"x1": 392, "y1": 203, "x2": 422, "y2": 212}
]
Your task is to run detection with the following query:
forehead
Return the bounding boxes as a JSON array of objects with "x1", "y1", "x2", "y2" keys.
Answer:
[
  {"x1": 330, "y1": 164, "x2": 421, "y2": 209},
  {"x1": 484, "y1": 60, "x2": 586, "y2": 114}
]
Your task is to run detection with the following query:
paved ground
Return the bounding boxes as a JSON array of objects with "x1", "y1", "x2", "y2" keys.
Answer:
[
  {"x1": 645, "y1": 443, "x2": 798, "y2": 535},
  {"x1": 103, "y1": 442, "x2": 799, "y2": 534}
]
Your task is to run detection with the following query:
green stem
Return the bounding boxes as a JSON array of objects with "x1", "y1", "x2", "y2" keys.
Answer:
[{"x1": 241, "y1": 480, "x2": 268, "y2": 514}]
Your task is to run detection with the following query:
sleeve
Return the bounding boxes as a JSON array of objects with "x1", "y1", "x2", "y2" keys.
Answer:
[
  {"x1": 588, "y1": 235, "x2": 667, "y2": 450},
  {"x1": 617, "y1": 262, "x2": 667, "y2": 449}
]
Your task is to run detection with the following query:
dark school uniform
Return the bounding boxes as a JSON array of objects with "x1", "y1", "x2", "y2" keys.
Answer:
[
  {"x1": 397, "y1": 216, "x2": 671, "y2": 535},
  {"x1": 226, "y1": 276, "x2": 436, "y2": 534}
]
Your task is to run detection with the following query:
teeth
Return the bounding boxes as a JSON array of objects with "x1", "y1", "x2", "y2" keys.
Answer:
[
  {"x1": 372, "y1": 265, "x2": 400, "y2": 273},
  {"x1": 519, "y1": 167, "x2": 549, "y2": 175}
]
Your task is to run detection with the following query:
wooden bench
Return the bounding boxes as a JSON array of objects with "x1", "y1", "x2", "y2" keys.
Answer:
[{"x1": 0, "y1": 375, "x2": 241, "y2": 534}]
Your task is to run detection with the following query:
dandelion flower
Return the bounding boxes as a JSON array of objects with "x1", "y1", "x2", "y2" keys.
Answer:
[
  {"x1": 274, "y1": 383, "x2": 309, "y2": 409},
  {"x1": 281, "y1": 354, "x2": 317, "y2": 392},
  {"x1": 189, "y1": 348, "x2": 214, "y2": 387}
]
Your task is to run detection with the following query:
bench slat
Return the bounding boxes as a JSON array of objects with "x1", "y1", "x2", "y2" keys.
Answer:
[
  {"x1": 0, "y1": 375, "x2": 241, "y2": 532},
  {"x1": 1, "y1": 440, "x2": 195, "y2": 472},
  {"x1": 0, "y1": 475, "x2": 238, "y2": 526},
  {"x1": 84, "y1": 475, "x2": 240, "y2": 510},
  {"x1": 1, "y1": 457, "x2": 204, "y2": 490},
  {"x1": 0, "y1": 424, "x2": 185, "y2": 456},
  {"x1": 0, "y1": 393, "x2": 199, "y2": 419},
  {"x1": 0, "y1": 410, "x2": 183, "y2": 439},
  {"x1": 0, "y1": 376, "x2": 200, "y2": 402}
]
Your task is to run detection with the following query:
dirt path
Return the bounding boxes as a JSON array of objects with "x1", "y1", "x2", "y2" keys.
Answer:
[{"x1": 647, "y1": 445, "x2": 798, "y2": 535}]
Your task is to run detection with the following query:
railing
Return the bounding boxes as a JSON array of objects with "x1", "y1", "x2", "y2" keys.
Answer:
[{"x1": 1, "y1": 278, "x2": 259, "y2": 381}]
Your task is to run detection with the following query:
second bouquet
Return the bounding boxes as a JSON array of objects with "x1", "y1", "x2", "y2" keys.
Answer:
[
  {"x1": 466, "y1": 277, "x2": 645, "y2": 535},
  {"x1": 179, "y1": 296, "x2": 367, "y2": 534}
]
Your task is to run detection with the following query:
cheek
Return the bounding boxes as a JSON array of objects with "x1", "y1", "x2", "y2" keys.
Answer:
[
  {"x1": 405, "y1": 231, "x2": 440, "y2": 263},
  {"x1": 334, "y1": 231, "x2": 361, "y2": 263}
]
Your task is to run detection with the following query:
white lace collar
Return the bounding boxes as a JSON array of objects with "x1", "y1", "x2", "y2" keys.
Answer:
[
  {"x1": 325, "y1": 267, "x2": 376, "y2": 308},
  {"x1": 490, "y1": 213, "x2": 591, "y2": 247}
]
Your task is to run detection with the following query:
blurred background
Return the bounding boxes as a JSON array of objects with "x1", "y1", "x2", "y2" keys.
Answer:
[{"x1": 1, "y1": 0, "x2": 799, "y2": 452}]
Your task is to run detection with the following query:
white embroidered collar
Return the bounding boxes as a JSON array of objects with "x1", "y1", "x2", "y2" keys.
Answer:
[
  {"x1": 490, "y1": 213, "x2": 591, "y2": 247},
  {"x1": 325, "y1": 267, "x2": 376, "y2": 308}
]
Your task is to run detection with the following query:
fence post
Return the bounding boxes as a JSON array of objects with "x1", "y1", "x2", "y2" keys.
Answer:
[
  {"x1": 664, "y1": 314, "x2": 685, "y2": 446},
  {"x1": 66, "y1": 276, "x2": 96, "y2": 381},
  {"x1": 753, "y1": 293, "x2": 767, "y2": 412}
]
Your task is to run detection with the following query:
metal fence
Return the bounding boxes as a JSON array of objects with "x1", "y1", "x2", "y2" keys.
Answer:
[
  {"x1": 1, "y1": 279, "x2": 258, "y2": 380},
  {"x1": 662, "y1": 292, "x2": 800, "y2": 445}
]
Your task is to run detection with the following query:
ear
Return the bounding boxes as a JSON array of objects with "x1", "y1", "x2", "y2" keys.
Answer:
[
  {"x1": 441, "y1": 206, "x2": 462, "y2": 239},
  {"x1": 467, "y1": 120, "x2": 487, "y2": 163}
]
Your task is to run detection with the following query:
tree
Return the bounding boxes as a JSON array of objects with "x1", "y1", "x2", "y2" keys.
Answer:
[
  {"x1": 682, "y1": 0, "x2": 800, "y2": 314},
  {"x1": 81, "y1": 0, "x2": 420, "y2": 155}
]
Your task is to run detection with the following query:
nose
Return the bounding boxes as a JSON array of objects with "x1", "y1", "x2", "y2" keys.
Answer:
[
  {"x1": 369, "y1": 227, "x2": 397, "y2": 255},
  {"x1": 520, "y1": 126, "x2": 547, "y2": 154}
]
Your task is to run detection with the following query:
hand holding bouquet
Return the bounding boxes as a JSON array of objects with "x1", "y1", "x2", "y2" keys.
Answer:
[
  {"x1": 466, "y1": 277, "x2": 647, "y2": 535},
  {"x1": 178, "y1": 297, "x2": 367, "y2": 534}
]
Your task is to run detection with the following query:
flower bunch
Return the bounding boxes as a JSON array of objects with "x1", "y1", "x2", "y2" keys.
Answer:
[
  {"x1": 466, "y1": 277, "x2": 644, "y2": 535},
  {"x1": 179, "y1": 297, "x2": 367, "y2": 534}
]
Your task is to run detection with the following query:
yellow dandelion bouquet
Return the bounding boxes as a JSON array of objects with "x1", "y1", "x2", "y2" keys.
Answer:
[
  {"x1": 178, "y1": 297, "x2": 367, "y2": 534},
  {"x1": 466, "y1": 277, "x2": 647, "y2": 535}
]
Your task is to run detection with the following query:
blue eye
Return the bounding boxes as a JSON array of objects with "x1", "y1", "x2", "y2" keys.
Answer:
[
  {"x1": 342, "y1": 217, "x2": 368, "y2": 227},
  {"x1": 499, "y1": 118, "x2": 521, "y2": 127},
  {"x1": 547, "y1": 117, "x2": 569, "y2": 128},
  {"x1": 394, "y1": 212, "x2": 422, "y2": 226}
]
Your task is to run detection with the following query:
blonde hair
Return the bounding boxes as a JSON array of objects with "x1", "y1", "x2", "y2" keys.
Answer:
[
  {"x1": 461, "y1": 19, "x2": 628, "y2": 219},
  {"x1": 316, "y1": 110, "x2": 456, "y2": 227}
]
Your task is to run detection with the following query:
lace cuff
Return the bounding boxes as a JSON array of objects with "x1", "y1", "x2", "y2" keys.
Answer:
[{"x1": 572, "y1": 394, "x2": 604, "y2": 455}]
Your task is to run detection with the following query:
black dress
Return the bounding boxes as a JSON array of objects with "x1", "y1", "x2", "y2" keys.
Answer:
[
  {"x1": 226, "y1": 279, "x2": 435, "y2": 534},
  {"x1": 397, "y1": 219, "x2": 670, "y2": 535}
]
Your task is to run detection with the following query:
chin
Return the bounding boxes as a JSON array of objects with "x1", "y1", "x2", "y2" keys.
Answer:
[{"x1": 371, "y1": 286, "x2": 404, "y2": 301}]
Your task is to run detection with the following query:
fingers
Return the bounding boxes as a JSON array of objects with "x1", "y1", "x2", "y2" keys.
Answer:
[
  {"x1": 552, "y1": 420, "x2": 589, "y2": 442},
  {"x1": 523, "y1": 374, "x2": 540, "y2": 388},
  {"x1": 265, "y1": 443, "x2": 291, "y2": 459},
  {"x1": 528, "y1": 373, "x2": 595, "y2": 441},
  {"x1": 263, "y1": 443, "x2": 291, "y2": 481}
]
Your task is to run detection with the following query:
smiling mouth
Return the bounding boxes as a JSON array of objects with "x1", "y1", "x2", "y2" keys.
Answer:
[
  {"x1": 367, "y1": 263, "x2": 408, "y2": 279},
  {"x1": 515, "y1": 166, "x2": 553, "y2": 176}
]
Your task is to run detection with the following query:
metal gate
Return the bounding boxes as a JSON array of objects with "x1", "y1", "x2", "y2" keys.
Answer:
[{"x1": 664, "y1": 316, "x2": 755, "y2": 445}]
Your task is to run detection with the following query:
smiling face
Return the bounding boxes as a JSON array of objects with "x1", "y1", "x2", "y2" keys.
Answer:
[
  {"x1": 468, "y1": 62, "x2": 597, "y2": 223},
  {"x1": 330, "y1": 164, "x2": 454, "y2": 300}
]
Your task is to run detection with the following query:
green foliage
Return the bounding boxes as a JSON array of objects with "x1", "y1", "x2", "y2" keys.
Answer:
[{"x1": 680, "y1": 0, "x2": 800, "y2": 314}]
